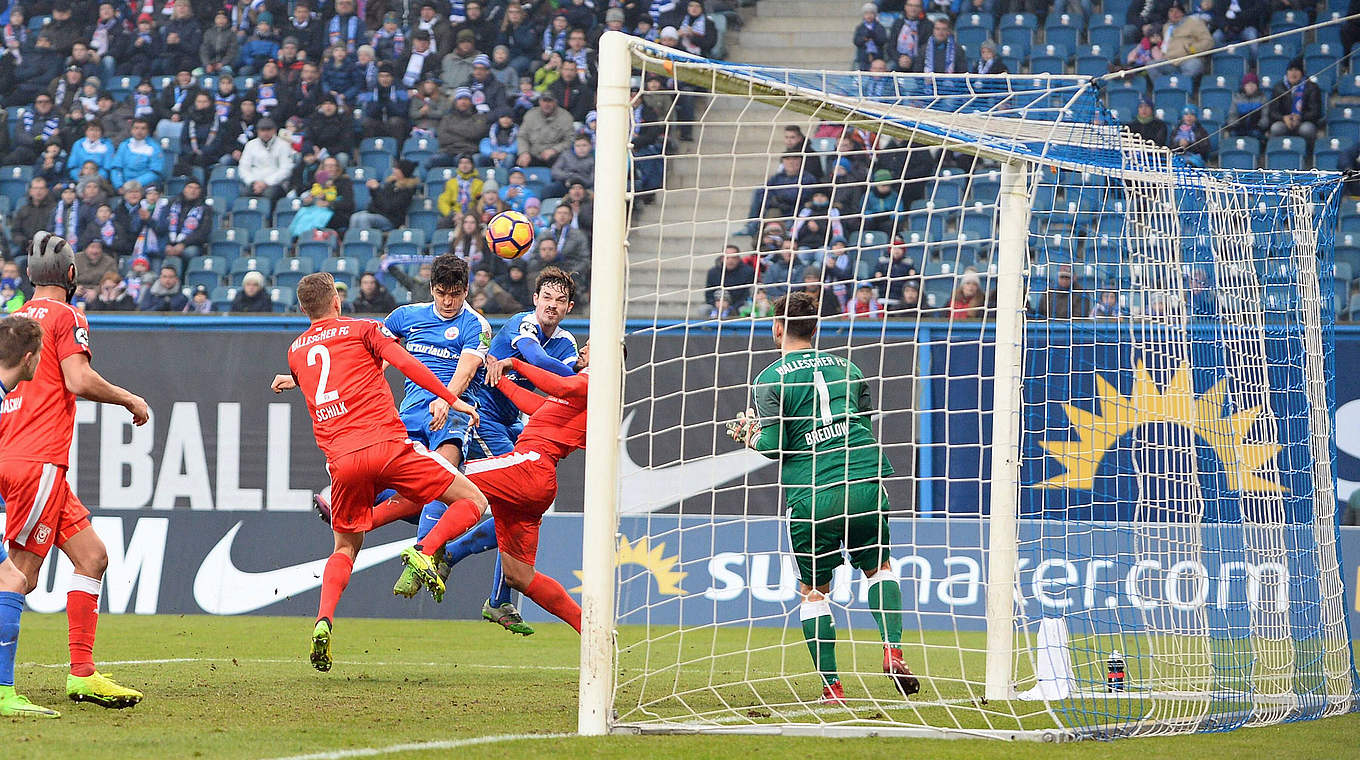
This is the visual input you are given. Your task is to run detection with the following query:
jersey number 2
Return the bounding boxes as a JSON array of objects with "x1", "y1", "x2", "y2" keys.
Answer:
[
  {"x1": 813, "y1": 371, "x2": 833, "y2": 425},
  {"x1": 308, "y1": 345, "x2": 340, "y2": 405}
]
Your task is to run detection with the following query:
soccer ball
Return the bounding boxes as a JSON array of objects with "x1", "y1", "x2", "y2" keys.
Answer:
[{"x1": 485, "y1": 209, "x2": 536, "y2": 260}]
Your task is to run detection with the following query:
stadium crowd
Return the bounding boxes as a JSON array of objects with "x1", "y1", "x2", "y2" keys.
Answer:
[
  {"x1": 704, "y1": 0, "x2": 1360, "y2": 322},
  {"x1": 0, "y1": 0, "x2": 737, "y2": 315}
]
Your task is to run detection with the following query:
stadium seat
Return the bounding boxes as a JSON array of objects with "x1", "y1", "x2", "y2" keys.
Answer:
[
  {"x1": 361, "y1": 137, "x2": 399, "y2": 156},
  {"x1": 1306, "y1": 57, "x2": 1337, "y2": 92},
  {"x1": 1336, "y1": 260, "x2": 1353, "y2": 284},
  {"x1": 269, "y1": 286, "x2": 297, "y2": 313},
  {"x1": 296, "y1": 234, "x2": 338, "y2": 260},
  {"x1": 0, "y1": 164, "x2": 32, "y2": 199},
  {"x1": 1198, "y1": 87, "x2": 1232, "y2": 118},
  {"x1": 1075, "y1": 54, "x2": 1109, "y2": 78},
  {"x1": 166, "y1": 176, "x2": 188, "y2": 199},
  {"x1": 999, "y1": 12, "x2": 1036, "y2": 45},
  {"x1": 1328, "y1": 119, "x2": 1360, "y2": 146},
  {"x1": 386, "y1": 228, "x2": 426, "y2": 257},
  {"x1": 1336, "y1": 247, "x2": 1360, "y2": 280},
  {"x1": 1257, "y1": 54, "x2": 1291, "y2": 84},
  {"x1": 1210, "y1": 54, "x2": 1247, "y2": 87},
  {"x1": 1339, "y1": 73, "x2": 1360, "y2": 98},
  {"x1": 401, "y1": 135, "x2": 437, "y2": 159},
  {"x1": 273, "y1": 197, "x2": 303, "y2": 230},
  {"x1": 1314, "y1": 138, "x2": 1345, "y2": 172},
  {"x1": 211, "y1": 286, "x2": 237, "y2": 312},
  {"x1": 343, "y1": 228, "x2": 381, "y2": 260},
  {"x1": 209, "y1": 228, "x2": 248, "y2": 259},
  {"x1": 230, "y1": 256, "x2": 275, "y2": 284},
  {"x1": 186, "y1": 256, "x2": 228, "y2": 290},
  {"x1": 1107, "y1": 88, "x2": 1140, "y2": 119},
  {"x1": 231, "y1": 197, "x2": 270, "y2": 230},
  {"x1": 273, "y1": 256, "x2": 317, "y2": 289},
  {"x1": 321, "y1": 256, "x2": 362, "y2": 287},
  {"x1": 406, "y1": 198, "x2": 441, "y2": 236},
  {"x1": 1089, "y1": 23, "x2": 1121, "y2": 53},
  {"x1": 360, "y1": 149, "x2": 394, "y2": 176},
  {"x1": 959, "y1": 210, "x2": 994, "y2": 240},
  {"x1": 1030, "y1": 54, "x2": 1064, "y2": 75},
  {"x1": 425, "y1": 166, "x2": 457, "y2": 199},
  {"x1": 956, "y1": 24, "x2": 988, "y2": 51},
  {"x1": 251, "y1": 228, "x2": 291, "y2": 262},
  {"x1": 1043, "y1": 15, "x2": 1079, "y2": 52},
  {"x1": 1153, "y1": 87, "x2": 1188, "y2": 116}
]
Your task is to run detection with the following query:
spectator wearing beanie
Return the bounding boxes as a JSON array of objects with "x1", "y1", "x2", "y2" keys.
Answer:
[
  {"x1": 479, "y1": 109, "x2": 519, "y2": 168},
  {"x1": 432, "y1": 88, "x2": 487, "y2": 165},
  {"x1": 238, "y1": 13, "x2": 281, "y2": 76},
  {"x1": 441, "y1": 28, "x2": 481, "y2": 89},
  {"x1": 46, "y1": 0, "x2": 87, "y2": 56},
  {"x1": 517, "y1": 91, "x2": 574, "y2": 167},
  {"x1": 490, "y1": 45, "x2": 520, "y2": 92},
  {"x1": 177, "y1": 92, "x2": 230, "y2": 180},
  {"x1": 1229, "y1": 73, "x2": 1267, "y2": 138},
  {"x1": 409, "y1": 76, "x2": 451, "y2": 135},
  {"x1": 466, "y1": 53, "x2": 509, "y2": 114},
  {"x1": 399, "y1": 29, "x2": 442, "y2": 88},
  {"x1": 308, "y1": 95, "x2": 357, "y2": 164},
  {"x1": 231, "y1": 271, "x2": 274, "y2": 313},
  {"x1": 1267, "y1": 59, "x2": 1322, "y2": 141},
  {"x1": 438, "y1": 154, "x2": 484, "y2": 220},
  {"x1": 456, "y1": 1, "x2": 498, "y2": 53},
  {"x1": 414, "y1": 1, "x2": 456, "y2": 56},
  {"x1": 121, "y1": 16, "x2": 162, "y2": 79},
  {"x1": 371, "y1": 12, "x2": 409, "y2": 61},
  {"x1": 79, "y1": 203, "x2": 131, "y2": 256},
  {"x1": 352, "y1": 159, "x2": 421, "y2": 231},
  {"x1": 75, "y1": 236, "x2": 121, "y2": 291},
  {"x1": 360, "y1": 62, "x2": 412, "y2": 138}
]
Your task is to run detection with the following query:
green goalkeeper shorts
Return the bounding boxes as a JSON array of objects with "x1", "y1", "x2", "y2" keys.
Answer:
[{"x1": 786, "y1": 480, "x2": 891, "y2": 589}]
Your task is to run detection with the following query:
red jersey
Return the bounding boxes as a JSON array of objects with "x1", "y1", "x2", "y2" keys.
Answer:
[
  {"x1": 503, "y1": 359, "x2": 588, "y2": 462},
  {"x1": 0, "y1": 298, "x2": 91, "y2": 467},
  {"x1": 287, "y1": 317, "x2": 410, "y2": 460}
]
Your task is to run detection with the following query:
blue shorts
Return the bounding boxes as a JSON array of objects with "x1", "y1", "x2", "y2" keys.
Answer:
[
  {"x1": 466, "y1": 419, "x2": 523, "y2": 460},
  {"x1": 400, "y1": 405, "x2": 473, "y2": 453}
]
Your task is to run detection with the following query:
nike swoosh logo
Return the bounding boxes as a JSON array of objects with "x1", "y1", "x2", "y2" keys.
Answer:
[
  {"x1": 193, "y1": 522, "x2": 409, "y2": 615},
  {"x1": 617, "y1": 412, "x2": 774, "y2": 515}
]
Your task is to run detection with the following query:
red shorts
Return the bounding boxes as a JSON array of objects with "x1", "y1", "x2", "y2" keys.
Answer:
[
  {"x1": 328, "y1": 439, "x2": 459, "y2": 534},
  {"x1": 0, "y1": 461, "x2": 91, "y2": 558},
  {"x1": 466, "y1": 450, "x2": 558, "y2": 565}
]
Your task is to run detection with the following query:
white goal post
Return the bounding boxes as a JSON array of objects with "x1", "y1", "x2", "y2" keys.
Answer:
[{"x1": 579, "y1": 29, "x2": 1357, "y2": 740}]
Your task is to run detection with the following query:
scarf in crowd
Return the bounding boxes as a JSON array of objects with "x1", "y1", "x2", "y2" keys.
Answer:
[
  {"x1": 489, "y1": 122, "x2": 517, "y2": 148},
  {"x1": 456, "y1": 174, "x2": 476, "y2": 208},
  {"x1": 256, "y1": 83, "x2": 279, "y2": 115},
  {"x1": 167, "y1": 200, "x2": 204, "y2": 242},
  {"x1": 678, "y1": 12, "x2": 706, "y2": 55},
  {"x1": 923, "y1": 35, "x2": 955, "y2": 73},
  {"x1": 52, "y1": 199, "x2": 82, "y2": 239},
  {"x1": 215, "y1": 91, "x2": 237, "y2": 120},
  {"x1": 133, "y1": 92, "x2": 154, "y2": 118},
  {"x1": 541, "y1": 26, "x2": 567, "y2": 52},
  {"x1": 452, "y1": 235, "x2": 485, "y2": 268},
  {"x1": 327, "y1": 13, "x2": 361, "y2": 52},
  {"x1": 53, "y1": 78, "x2": 75, "y2": 106},
  {"x1": 132, "y1": 199, "x2": 167, "y2": 255},
  {"x1": 1292, "y1": 82, "x2": 1305, "y2": 115},
  {"x1": 896, "y1": 18, "x2": 919, "y2": 58},
  {"x1": 24, "y1": 111, "x2": 60, "y2": 142},
  {"x1": 189, "y1": 118, "x2": 220, "y2": 154},
  {"x1": 4, "y1": 23, "x2": 26, "y2": 61},
  {"x1": 91, "y1": 17, "x2": 116, "y2": 55},
  {"x1": 976, "y1": 56, "x2": 997, "y2": 73},
  {"x1": 123, "y1": 273, "x2": 145, "y2": 300},
  {"x1": 1173, "y1": 122, "x2": 1196, "y2": 143},
  {"x1": 97, "y1": 217, "x2": 116, "y2": 245}
]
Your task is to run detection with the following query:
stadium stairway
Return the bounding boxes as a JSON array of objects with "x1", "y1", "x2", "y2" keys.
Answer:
[{"x1": 626, "y1": 0, "x2": 861, "y2": 319}]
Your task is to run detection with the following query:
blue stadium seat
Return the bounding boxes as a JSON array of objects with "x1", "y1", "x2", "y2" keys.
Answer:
[
  {"x1": 209, "y1": 228, "x2": 248, "y2": 259},
  {"x1": 251, "y1": 228, "x2": 291, "y2": 262},
  {"x1": 425, "y1": 166, "x2": 457, "y2": 199},
  {"x1": 386, "y1": 228, "x2": 427, "y2": 257},
  {"x1": 1089, "y1": 24, "x2": 1121, "y2": 53},
  {"x1": 230, "y1": 256, "x2": 275, "y2": 284},
  {"x1": 273, "y1": 256, "x2": 317, "y2": 289},
  {"x1": 360, "y1": 149, "x2": 394, "y2": 176},
  {"x1": 1210, "y1": 53, "x2": 1247, "y2": 87},
  {"x1": 0, "y1": 164, "x2": 32, "y2": 199},
  {"x1": 1043, "y1": 18, "x2": 1079, "y2": 53},
  {"x1": 1314, "y1": 137, "x2": 1346, "y2": 172},
  {"x1": 1336, "y1": 72, "x2": 1360, "y2": 98},
  {"x1": 343, "y1": 228, "x2": 381, "y2": 260},
  {"x1": 1257, "y1": 54, "x2": 1291, "y2": 84},
  {"x1": 186, "y1": 256, "x2": 228, "y2": 290},
  {"x1": 1107, "y1": 88, "x2": 1140, "y2": 118},
  {"x1": 1306, "y1": 56, "x2": 1337, "y2": 92},
  {"x1": 296, "y1": 236, "x2": 337, "y2": 260},
  {"x1": 957, "y1": 25, "x2": 989, "y2": 51},
  {"x1": 1199, "y1": 86, "x2": 1232, "y2": 117},
  {"x1": 928, "y1": 179, "x2": 964, "y2": 208},
  {"x1": 1153, "y1": 87, "x2": 1188, "y2": 116},
  {"x1": 959, "y1": 210, "x2": 994, "y2": 239},
  {"x1": 1265, "y1": 149, "x2": 1303, "y2": 170},
  {"x1": 401, "y1": 135, "x2": 437, "y2": 159},
  {"x1": 211, "y1": 286, "x2": 237, "y2": 312},
  {"x1": 273, "y1": 197, "x2": 302, "y2": 230},
  {"x1": 231, "y1": 197, "x2": 270, "y2": 229},
  {"x1": 406, "y1": 198, "x2": 440, "y2": 237},
  {"x1": 967, "y1": 178, "x2": 1000, "y2": 205},
  {"x1": 1223, "y1": 135, "x2": 1261, "y2": 155},
  {"x1": 1336, "y1": 247, "x2": 1360, "y2": 281},
  {"x1": 1328, "y1": 119, "x2": 1360, "y2": 146},
  {"x1": 269, "y1": 286, "x2": 297, "y2": 313},
  {"x1": 321, "y1": 256, "x2": 362, "y2": 288},
  {"x1": 1075, "y1": 55, "x2": 1108, "y2": 78},
  {"x1": 361, "y1": 137, "x2": 399, "y2": 156},
  {"x1": 997, "y1": 39, "x2": 1030, "y2": 62},
  {"x1": 1030, "y1": 54, "x2": 1064, "y2": 75}
]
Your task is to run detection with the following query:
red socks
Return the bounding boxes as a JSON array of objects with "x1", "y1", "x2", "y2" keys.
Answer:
[
  {"x1": 417, "y1": 499, "x2": 482, "y2": 556},
  {"x1": 525, "y1": 573, "x2": 581, "y2": 633},
  {"x1": 317, "y1": 552, "x2": 354, "y2": 624},
  {"x1": 67, "y1": 574, "x2": 101, "y2": 677},
  {"x1": 371, "y1": 495, "x2": 423, "y2": 529}
]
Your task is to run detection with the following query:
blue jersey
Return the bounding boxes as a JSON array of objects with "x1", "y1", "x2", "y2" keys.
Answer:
[
  {"x1": 384, "y1": 301, "x2": 492, "y2": 415},
  {"x1": 473, "y1": 310, "x2": 578, "y2": 428}
]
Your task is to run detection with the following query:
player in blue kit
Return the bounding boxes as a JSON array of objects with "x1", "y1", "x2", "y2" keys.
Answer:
[{"x1": 391, "y1": 266, "x2": 580, "y2": 635}]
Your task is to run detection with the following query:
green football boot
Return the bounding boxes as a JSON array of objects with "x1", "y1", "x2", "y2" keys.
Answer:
[
  {"x1": 399, "y1": 547, "x2": 445, "y2": 603},
  {"x1": 66, "y1": 672, "x2": 142, "y2": 708},
  {"x1": 0, "y1": 685, "x2": 59, "y2": 718},
  {"x1": 310, "y1": 619, "x2": 332, "y2": 673},
  {"x1": 482, "y1": 600, "x2": 535, "y2": 636}
]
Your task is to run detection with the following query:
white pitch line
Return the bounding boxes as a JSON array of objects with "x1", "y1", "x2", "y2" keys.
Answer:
[
  {"x1": 19, "y1": 657, "x2": 577, "y2": 672},
  {"x1": 261, "y1": 732, "x2": 574, "y2": 760}
]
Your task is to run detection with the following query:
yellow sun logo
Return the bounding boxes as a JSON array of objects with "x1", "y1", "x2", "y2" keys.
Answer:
[
  {"x1": 1037, "y1": 361, "x2": 1286, "y2": 493},
  {"x1": 572, "y1": 535, "x2": 687, "y2": 595}
]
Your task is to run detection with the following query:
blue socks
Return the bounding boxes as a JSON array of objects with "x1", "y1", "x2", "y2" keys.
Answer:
[
  {"x1": 415, "y1": 500, "x2": 446, "y2": 542},
  {"x1": 0, "y1": 591, "x2": 24, "y2": 687},
  {"x1": 445, "y1": 518, "x2": 498, "y2": 564},
  {"x1": 488, "y1": 555, "x2": 512, "y2": 608}
]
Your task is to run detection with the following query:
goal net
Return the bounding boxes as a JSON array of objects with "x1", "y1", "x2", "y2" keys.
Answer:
[{"x1": 578, "y1": 31, "x2": 1358, "y2": 741}]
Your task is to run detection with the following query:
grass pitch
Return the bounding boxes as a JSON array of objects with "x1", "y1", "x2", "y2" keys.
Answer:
[{"x1": 6, "y1": 614, "x2": 1358, "y2": 759}]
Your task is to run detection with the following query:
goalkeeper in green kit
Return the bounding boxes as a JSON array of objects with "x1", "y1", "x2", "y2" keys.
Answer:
[{"x1": 727, "y1": 292, "x2": 920, "y2": 704}]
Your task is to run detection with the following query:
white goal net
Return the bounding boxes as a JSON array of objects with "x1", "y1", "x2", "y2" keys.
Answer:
[{"x1": 577, "y1": 31, "x2": 1358, "y2": 741}]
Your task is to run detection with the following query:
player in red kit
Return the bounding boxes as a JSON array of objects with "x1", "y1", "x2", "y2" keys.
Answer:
[
  {"x1": 403, "y1": 343, "x2": 593, "y2": 632},
  {"x1": 271, "y1": 273, "x2": 491, "y2": 672},
  {"x1": 0, "y1": 232, "x2": 149, "y2": 717}
]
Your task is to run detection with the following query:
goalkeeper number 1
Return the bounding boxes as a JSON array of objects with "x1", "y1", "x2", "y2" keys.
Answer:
[{"x1": 727, "y1": 291, "x2": 920, "y2": 704}]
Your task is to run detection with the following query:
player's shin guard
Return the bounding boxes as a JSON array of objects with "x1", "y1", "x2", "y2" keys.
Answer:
[
  {"x1": 867, "y1": 569, "x2": 903, "y2": 646},
  {"x1": 444, "y1": 518, "x2": 498, "y2": 565},
  {"x1": 416, "y1": 499, "x2": 482, "y2": 556},
  {"x1": 799, "y1": 598, "x2": 838, "y2": 687},
  {"x1": 0, "y1": 591, "x2": 23, "y2": 686},
  {"x1": 67, "y1": 575, "x2": 101, "y2": 678},
  {"x1": 488, "y1": 554, "x2": 513, "y2": 608},
  {"x1": 317, "y1": 552, "x2": 355, "y2": 623},
  {"x1": 523, "y1": 573, "x2": 581, "y2": 632}
]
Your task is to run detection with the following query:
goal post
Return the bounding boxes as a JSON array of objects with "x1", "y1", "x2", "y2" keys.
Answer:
[{"x1": 581, "y1": 30, "x2": 1357, "y2": 740}]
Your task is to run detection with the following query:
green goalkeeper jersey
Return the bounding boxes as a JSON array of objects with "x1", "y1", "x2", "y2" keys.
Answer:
[{"x1": 751, "y1": 349, "x2": 893, "y2": 502}]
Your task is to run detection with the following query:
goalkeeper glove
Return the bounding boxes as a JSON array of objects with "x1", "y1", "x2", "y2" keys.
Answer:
[{"x1": 725, "y1": 408, "x2": 760, "y2": 448}]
